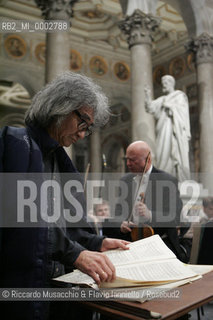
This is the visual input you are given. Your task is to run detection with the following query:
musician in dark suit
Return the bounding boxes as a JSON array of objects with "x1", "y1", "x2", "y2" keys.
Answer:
[
  {"x1": 105, "y1": 141, "x2": 188, "y2": 262},
  {"x1": 197, "y1": 197, "x2": 213, "y2": 264}
]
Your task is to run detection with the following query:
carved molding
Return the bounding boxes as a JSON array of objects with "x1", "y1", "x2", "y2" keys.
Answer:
[
  {"x1": 118, "y1": 9, "x2": 161, "y2": 48},
  {"x1": 186, "y1": 33, "x2": 213, "y2": 65},
  {"x1": 35, "y1": 0, "x2": 78, "y2": 20}
]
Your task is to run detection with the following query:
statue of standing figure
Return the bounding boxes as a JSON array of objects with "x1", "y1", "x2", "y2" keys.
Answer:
[{"x1": 144, "y1": 75, "x2": 191, "y2": 182}]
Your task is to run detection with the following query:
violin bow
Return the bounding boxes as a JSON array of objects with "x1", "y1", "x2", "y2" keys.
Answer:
[{"x1": 128, "y1": 151, "x2": 151, "y2": 222}]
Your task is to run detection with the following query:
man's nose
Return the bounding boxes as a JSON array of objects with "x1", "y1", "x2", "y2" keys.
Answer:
[
  {"x1": 77, "y1": 131, "x2": 86, "y2": 139},
  {"x1": 126, "y1": 159, "x2": 131, "y2": 166}
]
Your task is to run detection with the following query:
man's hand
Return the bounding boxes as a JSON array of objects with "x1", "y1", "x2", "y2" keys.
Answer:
[
  {"x1": 74, "y1": 250, "x2": 115, "y2": 285},
  {"x1": 100, "y1": 238, "x2": 130, "y2": 252},
  {"x1": 120, "y1": 221, "x2": 136, "y2": 234},
  {"x1": 135, "y1": 202, "x2": 152, "y2": 222}
]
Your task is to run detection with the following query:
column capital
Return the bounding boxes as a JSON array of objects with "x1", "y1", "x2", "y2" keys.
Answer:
[
  {"x1": 35, "y1": 0, "x2": 78, "y2": 20},
  {"x1": 118, "y1": 9, "x2": 161, "y2": 48},
  {"x1": 186, "y1": 33, "x2": 213, "y2": 65}
]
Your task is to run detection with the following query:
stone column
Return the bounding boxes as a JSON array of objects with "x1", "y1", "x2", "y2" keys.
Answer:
[
  {"x1": 89, "y1": 130, "x2": 102, "y2": 201},
  {"x1": 36, "y1": 0, "x2": 78, "y2": 83},
  {"x1": 36, "y1": 0, "x2": 78, "y2": 158},
  {"x1": 118, "y1": 9, "x2": 160, "y2": 155},
  {"x1": 186, "y1": 33, "x2": 213, "y2": 193},
  {"x1": 90, "y1": 129, "x2": 102, "y2": 173}
]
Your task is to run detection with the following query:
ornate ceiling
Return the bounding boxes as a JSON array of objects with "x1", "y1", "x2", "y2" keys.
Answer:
[
  {"x1": 0, "y1": 0, "x2": 187, "y2": 107},
  {"x1": 1, "y1": 0, "x2": 187, "y2": 50}
]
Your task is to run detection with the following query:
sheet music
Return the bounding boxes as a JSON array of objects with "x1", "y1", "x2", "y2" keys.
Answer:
[
  {"x1": 54, "y1": 269, "x2": 96, "y2": 287},
  {"x1": 116, "y1": 259, "x2": 197, "y2": 282},
  {"x1": 53, "y1": 235, "x2": 200, "y2": 290},
  {"x1": 105, "y1": 235, "x2": 176, "y2": 266}
]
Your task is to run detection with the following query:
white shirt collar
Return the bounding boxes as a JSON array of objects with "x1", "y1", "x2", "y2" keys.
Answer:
[{"x1": 133, "y1": 165, "x2": 153, "y2": 182}]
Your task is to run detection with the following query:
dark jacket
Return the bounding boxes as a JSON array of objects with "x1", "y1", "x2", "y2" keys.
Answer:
[
  {"x1": 105, "y1": 167, "x2": 186, "y2": 261},
  {"x1": 197, "y1": 221, "x2": 213, "y2": 265},
  {"x1": 0, "y1": 125, "x2": 103, "y2": 320}
]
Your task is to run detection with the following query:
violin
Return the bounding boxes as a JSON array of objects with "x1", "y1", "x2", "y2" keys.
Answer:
[{"x1": 130, "y1": 192, "x2": 154, "y2": 241}]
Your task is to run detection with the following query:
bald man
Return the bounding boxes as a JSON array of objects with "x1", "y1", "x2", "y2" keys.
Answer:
[
  {"x1": 121, "y1": 141, "x2": 154, "y2": 231},
  {"x1": 106, "y1": 141, "x2": 188, "y2": 262}
]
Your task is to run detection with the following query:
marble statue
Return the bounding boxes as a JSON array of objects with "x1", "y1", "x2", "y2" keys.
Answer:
[{"x1": 144, "y1": 75, "x2": 191, "y2": 182}]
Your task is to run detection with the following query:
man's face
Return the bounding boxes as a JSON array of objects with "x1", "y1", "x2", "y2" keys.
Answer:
[
  {"x1": 125, "y1": 148, "x2": 147, "y2": 173},
  {"x1": 95, "y1": 204, "x2": 110, "y2": 218},
  {"x1": 204, "y1": 205, "x2": 213, "y2": 219},
  {"x1": 50, "y1": 106, "x2": 94, "y2": 147}
]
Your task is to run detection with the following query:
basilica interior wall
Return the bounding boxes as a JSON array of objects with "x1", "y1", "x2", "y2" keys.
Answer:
[{"x1": 0, "y1": 0, "x2": 209, "y2": 177}]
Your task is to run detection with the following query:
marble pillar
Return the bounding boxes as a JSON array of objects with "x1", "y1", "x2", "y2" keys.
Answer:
[
  {"x1": 187, "y1": 33, "x2": 213, "y2": 193},
  {"x1": 35, "y1": 0, "x2": 78, "y2": 159},
  {"x1": 118, "y1": 9, "x2": 160, "y2": 155},
  {"x1": 90, "y1": 129, "x2": 102, "y2": 174},
  {"x1": 36, "y1": 0, "x2": 78, "y2": 83},
  {"x1": 89, "y1": 130, "x2": 103, "y2": 201}
]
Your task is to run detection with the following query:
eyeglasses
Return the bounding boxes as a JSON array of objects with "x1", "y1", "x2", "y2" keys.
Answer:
[{"x1": 74, "y1": 110, "x2": 93, "y2": 137}]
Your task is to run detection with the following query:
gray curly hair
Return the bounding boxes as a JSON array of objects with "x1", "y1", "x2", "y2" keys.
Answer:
[{"x1": 25, "y1": 71, "x2": 110, "y2": 128}]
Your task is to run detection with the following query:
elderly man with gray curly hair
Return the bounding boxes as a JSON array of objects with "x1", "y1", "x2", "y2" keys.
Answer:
[{"x1": 0, "y1": 72, "x2": 129, "y2": 320}]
